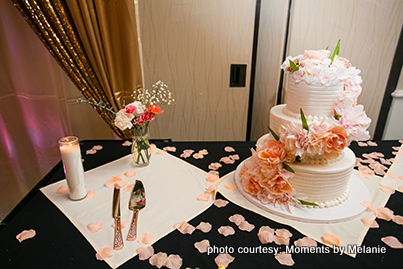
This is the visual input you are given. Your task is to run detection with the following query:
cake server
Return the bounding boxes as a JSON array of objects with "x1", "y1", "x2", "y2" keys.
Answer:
[
  {"x1": 127, "y1": 180, "x2": 146, "y2": 241},
  {"x1": 112, "y1": 186, "x2": 124, "y2": 250}
]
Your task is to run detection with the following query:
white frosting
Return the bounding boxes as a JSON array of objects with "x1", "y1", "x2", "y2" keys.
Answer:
[{"x1": 285, "y1": 74, "x2": 343, "y2": 117}]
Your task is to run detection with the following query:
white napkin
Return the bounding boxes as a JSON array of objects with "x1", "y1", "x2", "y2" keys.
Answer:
[{"x1": 41, "y1": 149, "x2": 213, "y2": 268}]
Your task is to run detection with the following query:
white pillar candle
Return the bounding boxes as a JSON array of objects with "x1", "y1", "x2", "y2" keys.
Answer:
[{"x1": 59, "y1": 136, "x2": 87, "y2": 200}]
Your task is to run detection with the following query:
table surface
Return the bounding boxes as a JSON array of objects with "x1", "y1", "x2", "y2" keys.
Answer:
[{"x1": 0, "y1": 139, "x2": 402, "y2": 269}]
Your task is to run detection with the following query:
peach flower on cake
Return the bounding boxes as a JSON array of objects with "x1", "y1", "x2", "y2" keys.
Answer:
[
  {"x1": 303, "y1": 50, "x2": 330, "y2": 61},
  {"x1": 257, "y1": 140, "x2": 287, "y2": 166},
  {"x1": 321, "y1": 126, "x2": 347, "y2": 159}
]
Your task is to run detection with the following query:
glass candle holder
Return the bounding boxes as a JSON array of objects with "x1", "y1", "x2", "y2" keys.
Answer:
[{"x1": 59, "y1": 136, "x2": 87, "y2": 200}]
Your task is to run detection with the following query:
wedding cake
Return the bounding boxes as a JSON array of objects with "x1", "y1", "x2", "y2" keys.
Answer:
[{"x1": 239, "y1": 46, "x2": 371, "y2": 209}]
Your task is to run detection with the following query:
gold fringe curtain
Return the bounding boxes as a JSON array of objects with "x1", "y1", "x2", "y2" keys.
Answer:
[{"x1": 11, "y1": 0, "x2": 143, "y2": 139}]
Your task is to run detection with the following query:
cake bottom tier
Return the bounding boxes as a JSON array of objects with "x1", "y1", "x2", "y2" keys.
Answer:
[{"x1": 288, "y1": 147, "x2": 356, "y2": 206}]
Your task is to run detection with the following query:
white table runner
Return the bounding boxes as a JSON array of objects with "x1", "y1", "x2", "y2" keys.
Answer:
[{"x1": 41, "y1": 150, "x2": 212, "y2": 268}]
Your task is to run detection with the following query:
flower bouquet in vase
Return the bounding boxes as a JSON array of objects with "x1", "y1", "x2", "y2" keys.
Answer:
[{"x1": 78, "y1": 80, "x2": 174, "y2": 166}]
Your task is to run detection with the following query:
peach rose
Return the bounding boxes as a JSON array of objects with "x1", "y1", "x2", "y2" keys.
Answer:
[
  {"x1": 264, "y1": 174, "x2": 294, "y2": 196},
  {"x1": 258, "y1": 140, "x2": 286, "y2": 165},
  {"x1": 322, "y1": 126, "x2": 347, "y2": 159},
  {"x1": 242, "y1": 177, "x2": 263, "y2": 196}
]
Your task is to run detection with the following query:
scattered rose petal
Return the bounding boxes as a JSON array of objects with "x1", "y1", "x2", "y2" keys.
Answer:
[
  {"x1": 180, "y1": 149, "x2": 194, "y2": 158},
  {"x1": 229, "y1": 214, "x2": 245, "y2": 226},
  {"x1": 393, "y1": 151, "x2": 403, "y2": 156},
  {"x1": 196, "y1": 222, "x2": 212, "y2": 233},
  {"x1": 208, "y1": 162, "x2": 222, "y2": 170},
  {"x1": 399, "y1": 186, "x2": 403, "y2": 192},
  {"x1": 96, "y1": 247, "x2": 114, "y2": 260},
  {"x1": 214, "y1": 199, "x2": 229, "y2": 208},
  {"x1": 111, "y1": 220, "x2": 127, "y2": 229},
  {"x1": 56, "y1": 186, "x2": 68, "y2": 194},
  {"x1": 258, "y1": 226, "x2": 275, "y2": 244},
  {"x1": 357, "y1": 141, "x2": 368, "y2": 147},
  {"x1": 239, "y1": 221, "x2": 255, "y2": 232},
  {"x1": 86, "y1": 148, "x2": 97, "y2": 155},
  {"x1": 198, "y1": 149, "x2": 209, "y2": 155},
  {"x1": 16, "y1": 229, "x2": 36, "y2": 243},
  {"x1": 104, "y1": 175, "x2": 124, "y2": 188},
  {"x1": 273, "y1": 235, "x2": 290, "y2": 245},
  {"x1": 363, "y1": 152, "x2": 384, "y2": 159},
  {"x1": 380, "y1": 186, "x2": 395, "y2": 194},
  {"x1": 224, "y1": 146, "x2": 235, "y2": 152},
  {"x1": 87, "y1": 221, "x2": 103, "y2": 233},
  {"x1": 218, "y1": 226, "x2": 235, "y2": 237},
  {"x1": 156, "y1": 150, "x2": 167, "y2": 155},
  {"x1": 369, "y1": 162, "x2": 388, "y2": 175},
  {"x1": 93, "y1": 145, "x2": 103, "y2": 150},
  {"x1": 174, "y1": 221, "x2": 196, "y2": 235},
  {"x1": 137, "y1": 232, "x2": 155, "y2": 244},
  {"x1": 124, "y1": 171, "x2": 136, "y2": 178},
  {"x1": 214, "y1": 253, "x2": 235, "y2": 267},
  {"x1": 149, "y1": 252, "x2": 168, "y2": 268},
  {"x1": 386, "y1": 171, "x2": 399, "y2": 179},
  {"x1": 137, "y1": 245, "x2": 154, "y2": 260},
  {"x1": 392, "y1": 146, "x2": 403, "y2": 151},
  {"x1": 321, "y1": 233, "x2": 340, "y2": 246},
  {"x1": 163, "y1": 146, "x2": 176, "y2": 152},
  {"x1": 380, "y1": 158, "x2": 392, "y2": 165},
  {"x1": 206, "y1": 170, "x2": 219, "y2": 183},
  {"x1": 220, "y1": 156, "x2": 235, "y2": 164},
  {"x1": 85, "y1": 190, "x2": 96, "y2": 199},
  {"x1": 122, "y1": 140, "x2": 132, "y2": 146},
  {"x1": 375, "y1": 207, "x2": 394, "y2": 221},
  {"x1": 205, "y1": 185, "x2": 217, "y2": 193},
  {"x1": 164, "y1": 254, "x2": 182, "y2": 269},
  {"x1": 381, "y1": 236, "x2": 403, "y2": 249},
  {"x1": 361, "y1": 200, "x2": 376, "y2": 211},
  {"x1": 123, "y1": 184, "x2": 134, "y2": 192},
  {"x1": 275, "y1": 252, "x2": 294, "y2": 266},
  {"x1": 194, "y1": 239, "x2": 210, "y2": 253},
  {"x1": 361, "y1": 217, "x2": 379, "y2": 228},
  {"x1": 393, "y1": 215, "x2": 403, "y2": 225},
  {"x1": 150, "y1": 144, "x2": 157, "y2": 150},
  {"x1": 193, "y1": 153, "x2": 204, "y2": 159},
  {"x1": 197, "y1": 193, "x2": 210, "y2": 201},
  {"x1": 294, "y1": 237, "x2": 317, "y2": 247},
  {"x1": 275, "y1": 228, "x2": 292, "y2": 239},
  {"x1": 224, "y1": 183, "x2": 237, "y2": 191},
  {"x1": 359, "y1": 171, "x2": 373, "y2": 179},
  {"x1": 367, "y1": 141, "x2": 378, "y2": 147},
  {"x1": 229, "y1": 154, "x2": 240, "y2": 160}
]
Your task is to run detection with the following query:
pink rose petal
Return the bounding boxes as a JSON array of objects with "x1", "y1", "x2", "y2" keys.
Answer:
[
  {"x1": 214, "y1": 253, "x2": 235, "y2": 267},
  {"x1": 104, "y1": 175, "x2": 124, "y2": 188},
  {"x1": 205, "y1": 185, "x2": 217, "y2": 193},
  {"x1": 122, "y1": 140, "x2": 132, "y2": 146},
  {"x1": 85, "y1": 190, "x2": 96, "y2": 199},
  {"x1": 229, "y1": 154, "x2": 240, "y2": 160},
  {"x1": 381, "y1": 236, "x2": 403, "y2": 249},
  {"x1": 197, "y1": 193, "x2": 210, "y2": 201},
  {"x1": 361, "y1": 217, "x2": 379, "y2": 228},
  {"x1": 399, "y1": 186, "x2": 403, "y2": 192},
  {"x1": 164, "y1": 254, "x2": 182, "y2": 269},
  {"x1": 393, "y1": 215, "x2": 403, "y2": 225},
  {"x1": 228, "y1": 214, "x2": 245, "y2": 226},
  {"x1": 238, "y1": 221, "x2": 255, "y2": 232},
  {"x1": 393, "y1": 151, "x2": 403, "y2": 156},
  {"x1": 386, "y1": 171, "x2": 399, "y2": 179},
  {"x1": 361, "y1": 200, "x2": 376, "y2": 211},
  {"x1": 275, "y1": 228, "x2": 293, "y2": 239},
  {"x1": 224, "y1": 183, "x2": 237, "y2": 191},
  {"x1": 196, "y1": 222, "x2": 212, "y2": 233},
  {"x1": 163, "y1": 146, "x2": 176, "y2": 152},
  {"x1": 56, "y1": 186, "x2": 68, "y2": 194},
  {"x1": 93, "y1": 145, "x2": 103, "y2": 150},
  {"x1": 96, "y1": 247, "x2": 114, "y2": 260},
  {"x1": 16, "y1": 229, "x2": 36, "y2": 243},
  {"x1": 137, "y1": 245, "x2": 154, "y2": 260},
  {"x1": 149, "y1": 252, "x2": 168, "y2": 268},
  {"x1": 258, "y1": 226, "x2": 275, "y2": 244},
  {"x1": 198, "y1": 149, "x2": 208, "y2": 155},
  {"x1": 180, "y1": 149, "x2": 194, "y2": 158},
  {"x1": 224, "y1": 146, "x2": 235, "y2": 152},
  {"x1": 218, "y1": 226, "x2": 235, "y2": 237},
  {"x1": 123, "y1": 184, "x2": 134, "y2": 192},
  {"x1": 380, "y1": 186, "x2": 395, "y2": 194},
  {"x1": 294, "y1": 237, "x2": 317, "y2": 247},
  {"x1": 367, "y1": 141, "x2": 378, "y2": 147},
  {"x1": 124, "y1": 171, "x2": 136, "y2": 178},
  {"x1": 86, "y1": 148, "x2": 97, "y2": 155},
  {"x1": 194, "y1": 239, "x2": 210, "y2": 253},
  {"x1": 380, "y1": 158, "x2": 392, "y2": 165},
  {"x1": 208, "y1": 162, "x2": 222, "y2": 170},
  {"x1": 137, "y1": 232, "x2": 155, "y2": 244},
  {"x1": 274, "y1": 235, "x2": 290, "y2": 245},
  {"x1": 357, "y1": 141, "x2": 368, "y2": 147},
  {"x1": 193, "y1": 153, "x2": 204, "y2": 159},
  {"x1": 174, "y1": 221, "x2": 196, "y2": 235},
  {"x1": 275, "y1": 252, "x2": 295, "y2": 266},
  {"x1": 87, "y1": 221, "x2": 103, "y2": 233},
  {"x1": 150, "y1": 143, "x2": 157, "y2": 150},
  {"x1": 220, "y1": 156, "x2": 235, "y2": 164},
  {"x1": 206, "y1": 171, "x2": 219, "y2": 183},
  {"x1": 214, "y1": 199, "x2": 229, "y2": 208},
  {"x1": 375, "y1": 207, "x2": 394, "y2": 221},
  {"x1": 321, "y1": 233, "x2": 340, "y2": 246},
  {"x1": 156, "y1": 150, "x2": 167, "y2": 155}
]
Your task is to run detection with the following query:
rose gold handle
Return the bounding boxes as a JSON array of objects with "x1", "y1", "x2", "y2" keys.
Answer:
[
  {"x1": 127, "y1": 209, "x2": 139, "y2": 241},
  {"x1": 113, "y1": 216, "x2": 124, "y2": 250}
]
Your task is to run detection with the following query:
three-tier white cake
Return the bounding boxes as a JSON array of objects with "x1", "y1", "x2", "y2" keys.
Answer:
[{"x1": 239, "y1": 48, "x2": 371, "y2": 209}]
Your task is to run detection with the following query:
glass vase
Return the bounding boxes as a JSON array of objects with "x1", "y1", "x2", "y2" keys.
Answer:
[{"x1": 131, "y1": 123, "x2": 151, "y2": 167}]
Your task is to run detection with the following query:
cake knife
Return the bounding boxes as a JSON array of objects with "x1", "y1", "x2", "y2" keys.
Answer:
[{"x1": 112, "y1": 186, "x2": 124, "y2": 250}]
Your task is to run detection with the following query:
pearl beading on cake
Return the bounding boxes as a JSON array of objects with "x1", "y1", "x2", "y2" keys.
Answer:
[
  {"x1": 303, "y1": 186, "x2": 350, "y2": 209},
  {"x1": 299, "y1": 151, "x2": 343, "y2": 164},
  {"x1": 283, "y1": 106, "x2": 331, "y2": 123}
]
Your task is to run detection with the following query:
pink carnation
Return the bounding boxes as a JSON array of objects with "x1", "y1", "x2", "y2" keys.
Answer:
[
  {"x1": 133, "y1": 112, "x2": 155, "y2": 125},
  {"x1": 125, "y1": 105, "x2": 136, "y2": 114}
]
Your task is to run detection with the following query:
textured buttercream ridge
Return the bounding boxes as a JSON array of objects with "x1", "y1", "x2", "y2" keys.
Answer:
[
  {"x1": 304, "y1": 187, "x2": 350, "y2": 209},
  {"x1": 282, "y1": 106, "x2": 332, "y2": 124}
]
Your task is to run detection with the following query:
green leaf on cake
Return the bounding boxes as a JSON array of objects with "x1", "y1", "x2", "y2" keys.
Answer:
[
  {"x1": 289, "y1": 59, "x2": 299, "y2": 71},
  {"x1": 298, "y1": 199, "x2": 319, "y2": 206},
  {"x1": 329, "y1": 39, "x2": 341, "y2": 65},
  {"x1": 300, "y1": 109, "x2": 309, "y2": 131},
  {"x1": 283, "y1": 163, "x2": 295, "y2": 173},
  {"x1": 325, "y1": 45, "x2": 329, "y2": 50},
  {"x1": 267, "y1": 126, "x2": 280, "y2": 141},
  {"x1": 334, "y1": 114, "x2": 342, "y2": 120}
]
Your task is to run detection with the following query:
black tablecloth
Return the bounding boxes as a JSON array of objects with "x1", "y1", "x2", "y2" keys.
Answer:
[{"x1": 0, "y1": 140, "x2": 402, "y2": 269}]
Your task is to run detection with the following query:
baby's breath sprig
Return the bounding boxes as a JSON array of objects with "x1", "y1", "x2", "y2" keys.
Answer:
[
  {"x1": 76, "y1": 97, "x2": 116, "y2": 115},
  {"x1": 133, "y1": 80, "x2": 175, "y2": 107}
]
